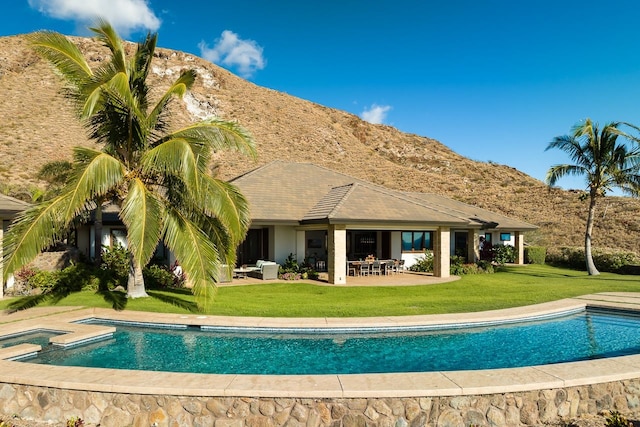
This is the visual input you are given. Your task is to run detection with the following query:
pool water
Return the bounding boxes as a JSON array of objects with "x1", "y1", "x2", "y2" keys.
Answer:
[
  {"x1": 1, "y1": 330, "x2": 62, "y2": 349},
  {"x1": 22, "y1": 308, "x2": 640, "y2": 375}
]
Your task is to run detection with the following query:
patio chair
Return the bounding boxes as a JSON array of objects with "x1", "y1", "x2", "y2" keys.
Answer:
[
  {"x1": 359, "y1": 262, "x2": 370, "y2": 276},
  {"x1": 347, "y1": 261, "x2": 357, "y2": 276},
  {"x1": 370, "y1": 260, "x2": 382, "y2": 275},
  {"x1": 398, "y1": 259, "x2": 405, "y2": 273}
]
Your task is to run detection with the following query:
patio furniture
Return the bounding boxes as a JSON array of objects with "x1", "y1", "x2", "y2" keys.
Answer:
[
  {"x1": 246, "y1": 260, "x2": 280, "y2": 280},
  {"x1": 359, "y1": 262, "x2": 370, "y2": 276},
  {"x1": 370, "y1": 260, "x2": 382, "y2": 275}
]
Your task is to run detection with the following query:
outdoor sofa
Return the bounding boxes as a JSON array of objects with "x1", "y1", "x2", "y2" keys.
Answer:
[{"x1": 246, "y1": 260, "x2": 280, "y2": 280}]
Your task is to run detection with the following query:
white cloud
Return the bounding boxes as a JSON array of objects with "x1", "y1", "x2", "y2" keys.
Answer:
[
  {"x1": 198, "y1": 30, "x2": 265, "y2": 78},
  {"x1": 361, "y1": 104, "x2": 392, "y2": 124},
  {"x1": 28, "y1": 0, "x2": 161, "y2": 36}
]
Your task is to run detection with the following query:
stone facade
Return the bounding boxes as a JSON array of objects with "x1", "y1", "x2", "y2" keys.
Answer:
[{"x1": 1, "y1": 379, "x2": 640, "y2": 427}]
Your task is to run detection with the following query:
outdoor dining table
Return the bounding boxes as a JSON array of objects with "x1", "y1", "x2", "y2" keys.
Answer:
[{"x1": 348, "y1": 259, "x2": 395, "y2": 276}]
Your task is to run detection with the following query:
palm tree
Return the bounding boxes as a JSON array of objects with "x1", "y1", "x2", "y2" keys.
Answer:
[
  {"x1": 545, "y1": 118, "x2": 640, "y2": 275},
  {"x1": 2, "y1": 20, "x2": 256, "y2": 306}
]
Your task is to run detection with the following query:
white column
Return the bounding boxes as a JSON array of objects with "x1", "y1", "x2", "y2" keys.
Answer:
[
  {"x1": 515, "y1": 231, "x2": 524, "y2": 265},
  {"x1": 328, "y1": 225, "x2": 347, "y2": 284},
  {"x1": 433, "y1": 227, "x2": 450, "y2": 278}
]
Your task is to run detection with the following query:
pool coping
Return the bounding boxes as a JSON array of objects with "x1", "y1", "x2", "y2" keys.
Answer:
[{"x1": 2, "y1": 292, "x2": 640, "y2": 398}]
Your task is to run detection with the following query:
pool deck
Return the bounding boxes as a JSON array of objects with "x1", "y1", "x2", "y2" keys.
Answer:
[{"x1": 2, "y1": 292, "x2": 640, "y2": 398}]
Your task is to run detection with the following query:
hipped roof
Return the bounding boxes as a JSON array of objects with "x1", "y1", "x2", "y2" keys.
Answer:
[
  {"x1": 0, "y1": 194, "x2": 30, "y2": 218},
  {"x1": 230, "y1": 161, "x2": 537, "y2": 231}
]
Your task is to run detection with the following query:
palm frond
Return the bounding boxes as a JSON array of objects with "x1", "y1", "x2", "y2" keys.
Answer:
[
  {"x1": 89, "y1": 20, "x2": 126, "y2": 73},
  {"x1": 168, "y1": 119, "x2": 257, "y2": 159},
  {"x1": 27, "y1": 31, "x2": 93, "y2": 88},
  {"x1": 147, "y1": 69, "x2": 196, "y2": 131},
  {"x1": 3, "y1": 194, "x2": 75, "y2": 279},
  {"x1": 120, "y1": 178, "x2": 164, "y2": 268},
  {"x1": 163, "y1": 209, "x2": 221, "y2": 310},
  {"x1": 140, "y1": 138, "x2": 200, "y2": 196},
  {"x1": 64, "y1": 147, "x2": 125, "y2": 220},
  {"x1": 196, "y1": 176, "x2": 251, "y2": 242}
]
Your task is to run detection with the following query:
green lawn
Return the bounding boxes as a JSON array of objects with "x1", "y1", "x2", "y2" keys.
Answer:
[{"x1": 2, "y1": 264, "x2": 639, "y2": 317}]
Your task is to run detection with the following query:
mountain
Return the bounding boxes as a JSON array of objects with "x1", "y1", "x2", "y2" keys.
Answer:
[{"x1": 1, "y1": 33, "x2": 639, "y2": 255}]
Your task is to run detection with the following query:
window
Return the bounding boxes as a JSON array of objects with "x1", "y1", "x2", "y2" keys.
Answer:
[
  {"x1": 402, "y1": 231, "x2": 433, "y2": 252},
  {"x1": 500, "y1": 232, "x2": 511, "y2": 241}
]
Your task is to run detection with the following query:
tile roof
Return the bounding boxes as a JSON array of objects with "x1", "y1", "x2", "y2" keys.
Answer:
[
  {"x1": 230, "y1": 161, "x2": 537, "y2": 230},
  {"x1": 0, "y1": 194, "x2": 30, "y2": 218}
]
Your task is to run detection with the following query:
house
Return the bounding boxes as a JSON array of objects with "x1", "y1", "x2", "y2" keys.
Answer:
[
  {"x1": 70, "y1": 161, "x2": 538, "y2": 285},
  {"x1": 229, "y1": 161, "x2": 538, "y2": 284},
  {"x1": 0, "y1": 194, "x2": 31, "y2": 297}
]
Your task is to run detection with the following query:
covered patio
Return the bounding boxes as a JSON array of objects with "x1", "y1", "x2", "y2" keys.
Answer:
[{"x1": 230, "y1": 161, "x2": 537, "y2": 284}]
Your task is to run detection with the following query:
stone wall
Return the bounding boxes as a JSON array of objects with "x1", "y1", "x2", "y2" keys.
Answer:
[
  {"x1": 30, "y1": 247, "x2": 80, "y2": 272},
  {"x1": 1, "y1": 379, "x2": 639, "y2": 427}
]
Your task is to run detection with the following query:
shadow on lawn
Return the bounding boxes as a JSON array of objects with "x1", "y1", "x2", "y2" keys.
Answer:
[{"x1": 6, "y1": 287, "x2": 199, "y2": 313}]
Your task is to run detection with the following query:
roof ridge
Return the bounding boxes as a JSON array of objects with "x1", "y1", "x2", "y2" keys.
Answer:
[{"x1": 326, "y1": 183, "x2": 356, "y2": 219}]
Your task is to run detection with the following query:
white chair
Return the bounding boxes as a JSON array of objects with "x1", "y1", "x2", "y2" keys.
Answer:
[
  {"x1": 359, "y1": 262, "x2": 370, "y2": 276},
  {"x1": 370, "y1": 260, "x2": 382, "y2": 275}
]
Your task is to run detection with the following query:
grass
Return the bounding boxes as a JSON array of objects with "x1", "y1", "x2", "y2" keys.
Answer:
[{"x1": 1, "y1": 264, "x2": 639, "y2": 317}]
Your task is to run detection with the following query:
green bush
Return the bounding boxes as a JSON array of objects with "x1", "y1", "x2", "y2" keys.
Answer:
[
  {"x1": 29, "y1": 270, "x2": 59, "y2": 293},
  {"x1": 410, "y1": 250, "x2": 494, "y2": 275},
  {"x1": 605, "y1": 411, "x2": 629, "y2": 427},
  {"x1": 143, "y1": 264, "x2": 177, "y2": 289},
  {"x1": 546, "y1": 246, "x2": 639, "y2": 272},
  {"x1": 492, "y1": 244, "x2": 516, "y2": 265},
  {"x1": 525, "y1": 246, "x2": 546, "y2": 264},
  {"x1": 409, "y1": 250, "x2": 434, "y2": 272},
  {"x1": 101, "y1": 244, "x2": 130, "y2": 286}
]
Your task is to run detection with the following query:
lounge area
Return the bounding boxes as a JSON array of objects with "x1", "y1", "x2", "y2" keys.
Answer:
[{"x1": 236, "y1": 260, "x2": 279, "y2": 280}]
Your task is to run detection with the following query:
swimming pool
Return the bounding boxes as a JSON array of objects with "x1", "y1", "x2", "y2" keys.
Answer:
[{"x1": 20, "y1": 307, "x2": 640, "y2": 375}]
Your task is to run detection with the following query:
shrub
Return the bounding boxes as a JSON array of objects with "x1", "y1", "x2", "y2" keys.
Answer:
[
  {"x1": 525, "y1": 246, "x2": 546, "y2": 264},
  {"x1": 29, "y1": 270, "x2": 59, "y2": 293},
  {"x1": 492, "y1": 244, "x2": 516, "y2": 265},
  {"x1": 604, "y1": 411, "x2": 629, "y2": 427},
  {"x1": 57, "y1": 263, "x2": 100, "y2": 292},
  {"x1": 409, "y1": 250, "x2": 433, "y2": 273},
  {"x1": 143, "y1": 264, "x2": 177, "y2": 289},
  {"x1": 449, "y1": 255, "x2": 466, "y2": 275},
  {"x1": 101, "y1": 244, "x2": 130, "y2": 286},
  {"x1": 546, "y1": 246, "x2": 639, "y2": 273},
  {"x1": 279, "y1": 272, "x2": 301, "y2": 281},
  {"x1": 280, "y1": 253, "x2": 300, "y2": 273}
]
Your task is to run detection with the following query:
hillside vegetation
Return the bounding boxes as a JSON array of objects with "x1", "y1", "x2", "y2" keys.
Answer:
[{"x1": 1, "y1": 33, "x2": 639, "y2": 254}]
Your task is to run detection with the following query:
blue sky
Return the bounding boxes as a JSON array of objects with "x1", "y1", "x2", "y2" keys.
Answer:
[{"x1": 3, "y1": 0, "x2": 640, "y2": 191}]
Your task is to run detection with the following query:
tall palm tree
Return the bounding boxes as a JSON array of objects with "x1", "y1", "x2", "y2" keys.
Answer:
[
  {"x1": 546, "y1": 119, "x2": 640, "y2": 275},
  {"x1": 2, "y1": 20, "x2": 256, "y2": 306}
]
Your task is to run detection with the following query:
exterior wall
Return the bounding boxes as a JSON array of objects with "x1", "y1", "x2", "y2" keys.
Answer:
[
  {"x1": 273, "y1": 225, "x2": 296, "y2": 264},
  {"x1": 2, "y1": 380, "x2": 638, "y2": 427}
]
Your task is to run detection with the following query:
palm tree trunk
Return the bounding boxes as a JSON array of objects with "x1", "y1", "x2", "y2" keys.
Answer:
[
  {"x1": 94, "y1": 202, "x2": 103, "y2": 267},
  {"x1": 126, "y1": 254, "x2": 148, "y2": 298},
  {"x1": 585, "y1": 191, "x2": 600, "y2": 276}
]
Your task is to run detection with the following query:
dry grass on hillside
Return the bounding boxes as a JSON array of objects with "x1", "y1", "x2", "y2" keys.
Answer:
[{"x1": 1, "y1": 33, "x2": 639, "y2": 254}]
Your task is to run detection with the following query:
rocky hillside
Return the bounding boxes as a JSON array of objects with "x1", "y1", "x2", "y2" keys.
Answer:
[{"x1": 1, "y1": 33, "x2": 639, "y2": 254}]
